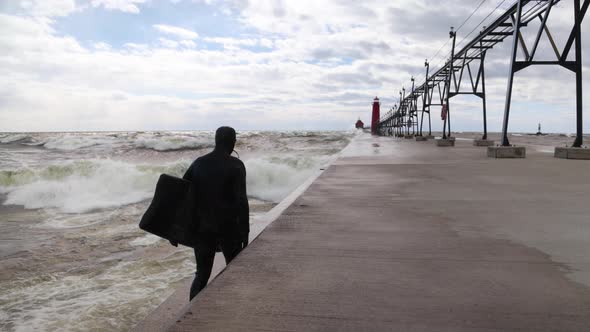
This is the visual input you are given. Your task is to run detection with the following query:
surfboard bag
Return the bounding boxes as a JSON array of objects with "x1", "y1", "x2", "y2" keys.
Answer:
[{"x1": 139, "y1": 174, "x2": 199, "y2": 248}]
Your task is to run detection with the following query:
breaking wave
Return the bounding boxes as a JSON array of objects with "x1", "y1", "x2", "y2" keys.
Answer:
[
  {"x1": 245, "y1": 155, "x2": 333, "y2": 202},
  {"x1": 0, "y1": 134, "x2": 32, "y2": 144},
  {"x1": 0, "y1": 131, "x2": 353, "y2": 214},
  {"x1": 0, "y1": 154, "x2": 336, "y2": 213},
  {"x1": 134, "y1": 137, "x2": 214, "y2": 152},
  {"x1": 43, "y1": 136, "x2": 118, "y2": 151},
  {"x1": 0, "y1": 159, "x2": 189, "y2": 213}
]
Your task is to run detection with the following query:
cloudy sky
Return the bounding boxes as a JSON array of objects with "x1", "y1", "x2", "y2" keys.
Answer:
[{"x1": 0, "y1": 0, "x2": 588, "y2": 132}]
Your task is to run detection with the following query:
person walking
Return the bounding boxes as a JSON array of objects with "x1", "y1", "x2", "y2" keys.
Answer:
[{"x1": 180, "y1": 126, "x2": 249, "y2": 300}]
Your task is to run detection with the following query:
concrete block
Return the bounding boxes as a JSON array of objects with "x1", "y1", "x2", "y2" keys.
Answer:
[
  {"x1": 436, "y1": 139, "x2": 455, "y2": 147},
  {"x1": 554, "y1": 147, "x2": 590, "y2": 160},
  {"x1": 404, "y1": 135, "x2": 414, "y2": 139},
  {"x1": 487, "y1": 146, "x2": 526, "y2": 158},
  {"x1": 415, "y1": 136, "x2": 428, "y2": 142},
  {"x1": 474, "y1": 139, "x2": 495, "y2": 147},
  {"x1": 554, "y1": 147, "x2": 568, "y2": 159},
  {"x1": 425, "y1": 135, "x2": 436, "y2": 140}
]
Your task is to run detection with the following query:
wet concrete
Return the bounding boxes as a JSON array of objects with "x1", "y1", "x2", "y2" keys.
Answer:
[
  {"x1": 170, "y1": 135, "x2": 590, "y2": 331},
  {"x1": 134, "y1": 171, "x2": 325, "y2": 332}
]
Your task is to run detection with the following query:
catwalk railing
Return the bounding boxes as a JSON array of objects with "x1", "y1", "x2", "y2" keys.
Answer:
[{"x1": 378, "y1": 0, "x2": 588, "y2": 147}]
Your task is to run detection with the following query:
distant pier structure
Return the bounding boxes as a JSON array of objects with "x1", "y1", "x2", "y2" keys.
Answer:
[
  {"x1": 371, "y1": 97, "x2": 380, "y2": 135},
  {"x1": 355, "y1": 118, "x2": 364, "y2": 129},
  {"x1": 376, "y1": 0, "x2": 590, "y2": 159}
]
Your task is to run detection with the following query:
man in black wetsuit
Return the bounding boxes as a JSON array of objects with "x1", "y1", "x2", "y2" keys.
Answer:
[{"x1": 182, "y1": 126, "x2": 249, "y2": 300}]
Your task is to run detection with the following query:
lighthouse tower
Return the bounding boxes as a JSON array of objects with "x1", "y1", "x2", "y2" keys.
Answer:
[{"x1": 371, "y1": 97, "x2": 380, "y2": 135}]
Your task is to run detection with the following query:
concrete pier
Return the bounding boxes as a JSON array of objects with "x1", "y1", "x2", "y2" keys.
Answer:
[
  {"x1": 473, "y1": 139, "x2": 495, "y2": 147},
  {"x1": 555, "y1": 147, "x2": 590, "y2": 160},
  {"x1": 488, "y1": 146, "x2": 526, "y2": 158},
  {"x1": 435, "y1": 138, "x2": 455, "y2": 147},
  {"x1": 168, "y1": 136, "x2": 590, "y2": 331}
]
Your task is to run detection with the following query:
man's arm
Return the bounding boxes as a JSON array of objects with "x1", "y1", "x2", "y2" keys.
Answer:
[{"x1": 236, "y1": 162, "x2": 249, "y2": 248}]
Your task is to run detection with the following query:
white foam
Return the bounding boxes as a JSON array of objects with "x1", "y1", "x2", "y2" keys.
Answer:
[
  {"x1": 0, "y1": 251, "x2": 195, "y2": 332},
  {"x1": 134, "y1": 137, "x2": 214, "y2": 151},
  {"x1": 1, "y1": 159, "x2": 188, "y2": 213},
  {"x1": 39, "y1": 210, "x2": 117, "y2": 229},
  {"x1": 534, "y1": 146, "x2": 555, "y2": 154},
  {"x1": 43, "y1": 136, "x2": 117, "y2": 150},
  {"x1": 129, "y1": 234, "x2": 162, "y2": 247},
  {"x1": 245, "y1": 155, "x2": 332, "y2": 202},
  {"x1": 0, "y1": 134, "x2": 30, "y2": 143},
  {"x1": 0, "y1": 152, "x2": 338, "y2": 213}
]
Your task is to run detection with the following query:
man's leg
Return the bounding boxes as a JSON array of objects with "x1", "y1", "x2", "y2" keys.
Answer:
[
  {"x1": 190, "y1": 235, "x2": 216, "y2": 301},
  {"x1": 219, "y1": 233, "x2": 242, "y2": 265}
]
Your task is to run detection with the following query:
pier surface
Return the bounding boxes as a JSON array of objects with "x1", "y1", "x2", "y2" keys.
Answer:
[{"x1": 170, "y1": 135, "x2": 590, "y2": 331}]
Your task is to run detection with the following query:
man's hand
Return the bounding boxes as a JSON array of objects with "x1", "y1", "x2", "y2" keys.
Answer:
[
  {"x1": 240, "y1": 233, "x2": 249, "y2": 250},
  {"x1": 169, "y1": 239, "x2": 178, "y2": 247}
]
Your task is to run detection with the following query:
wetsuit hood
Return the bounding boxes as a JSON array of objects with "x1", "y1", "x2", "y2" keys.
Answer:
[{"x1": 214, "y1": 126, "x2": 236, "y2": 154}]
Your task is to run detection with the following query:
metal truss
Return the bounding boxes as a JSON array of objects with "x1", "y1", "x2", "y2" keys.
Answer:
[
  {"x1": 379, "y1": 0, "x2": 588, "y2": 147},
  {"x1": 501, "y1": 0, "x2": 589, "y2": 147}
]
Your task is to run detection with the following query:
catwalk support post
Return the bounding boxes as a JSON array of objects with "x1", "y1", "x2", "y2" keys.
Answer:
[
  {"x1": 443, "y1": 27, "x2": 457, "y2": 139},
  {"x1": 480, "y1": 47, "x2": 489, "y2": 141},
  {"x1": 411, "y1": 77, "x2": 416, "y2": 135},
  {"x1": 419, "y1": 60, "x2": 430, "y2": 137},
  {"x1": 572, "y1": 0, "x2": 584, "y2": 147},
  {"x1": 500, "y1": 0, "x2": 524, "y2": 147}
]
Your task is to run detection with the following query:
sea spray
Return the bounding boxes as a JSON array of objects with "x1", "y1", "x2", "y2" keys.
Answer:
[
  {"x1": 134, "y1": 137, "x2": 215, "y2": 152},
  {"x1": 1, "y1": 154, "x2": 335, "y2": 213},
  {"x1": 0, "y1": 134, "x2": 31, "y2": 144},
  {"x1": 43, "y1": 136, "x2": 119, "y2": 151},
  {"x1": 0, "y1": 159, "x2": 189, "y2": 213},
  {"x1": 0, "y1": 250, "x2": 195, "y2": 332},
  {"x1": 245, "y1": 155, "x2": 332, "y2": 202}
]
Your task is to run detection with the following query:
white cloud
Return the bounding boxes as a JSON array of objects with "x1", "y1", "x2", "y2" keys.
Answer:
[
  {"x1": 153, "y1": 24, "x2": 199, "y2": 40},
  {"x1": 159, "y1": 38, "x2": 179, "y2": 48},
  {"x1": 203, "y1": 37, "x2": 258, "y2": 50},
  {"x1": 122, "y1": 42, "x2": 149, "y2": 53},
  {"x1": 259, "y1": 38, "x2": 273, "y2": 48},
  {"x1": 93, "y1": 42, "x2": 112, "y2": 51},
  {"x1": 0, "y1": 1, "x2": 589, "y2": 133},
  {"x1": 19, "y1": 0, "x2": 77, "y2": 17},
  {"x1": 90, "y1": 0, "x2": 146, "y2": 14},
  {"x1": 179, "y1": 40, "x2": 197, "y2": 49}
]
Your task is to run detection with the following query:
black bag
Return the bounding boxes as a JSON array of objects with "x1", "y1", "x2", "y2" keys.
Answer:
[{"x1": 139, "y1": 174, "x2": 199, "y2": 248}]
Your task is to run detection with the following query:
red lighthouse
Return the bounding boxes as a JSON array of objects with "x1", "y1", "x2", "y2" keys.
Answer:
[{"x1": 371, "y1": 96, "x2": 380, "y2": 135}]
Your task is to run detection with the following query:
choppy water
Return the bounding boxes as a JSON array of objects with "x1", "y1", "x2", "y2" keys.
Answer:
[{"x1": 0, "y1": 130, "x2": 354, "y2": 331}]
